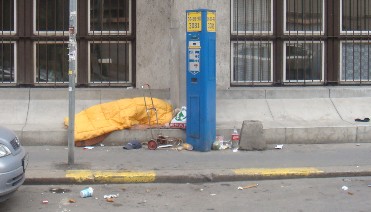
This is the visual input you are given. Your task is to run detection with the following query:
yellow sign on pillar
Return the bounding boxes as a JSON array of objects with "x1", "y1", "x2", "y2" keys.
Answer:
[
  {"x1": 187, "y1": 12, "x2": 202, "y2": 32},
  {"x1": 207, "y1": 12, "x2": 216, "y2": 32}
]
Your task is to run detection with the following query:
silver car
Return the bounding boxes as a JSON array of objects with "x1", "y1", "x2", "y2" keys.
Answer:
[{"x1": 0, "y1": 126, "x2": 27, "y2": 202}]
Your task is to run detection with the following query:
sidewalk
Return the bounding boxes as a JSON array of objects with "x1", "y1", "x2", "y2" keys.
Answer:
[{"x1": 24, "y1": 143, "x2": 371, "y2": 184}]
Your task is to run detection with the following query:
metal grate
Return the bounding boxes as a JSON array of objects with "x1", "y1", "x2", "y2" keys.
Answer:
[
  {"x1": 10, "y1": 137, "x2": 20, "y2": 151},
  {"x1": 340, "y1": 0, "x2": 371, "y2": 83},
  {"x1": 89, "y1": 0, "x2": 132, "y2": 85},
  {"x1": 0, "y1": 0, "x2": 135, "y2": 86},
  {"x1": 35, "y1": 0, "x2": 69, "y2": 85},
  {"x1": 0, "y1": 0, "x2": 15, "y2": 84},
  {"x1": 231, "y1": 0, "x2": 273, "y2": 85},
  {"x1": 231, "y1": 0, "x2": 371, "y2": 86}
]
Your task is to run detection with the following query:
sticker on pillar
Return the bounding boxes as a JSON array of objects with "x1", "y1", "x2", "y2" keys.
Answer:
[
  {"x1": 187, "y1": 12, "x2": 202, "y2": 32},
  {"x1": 188, "y1": 49, "x2": 200, "y2": 75},
  {"x1": 207, "y1": 12, "x2": 216, "y2": 32},
  {"x1": 189, "y1": 41, "x2": 201, "y2": 49}
]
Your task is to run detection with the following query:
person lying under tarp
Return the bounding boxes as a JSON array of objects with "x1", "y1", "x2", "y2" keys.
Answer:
[{"x1": 64, "y1": 97, "x2": 173, "y2": 145}]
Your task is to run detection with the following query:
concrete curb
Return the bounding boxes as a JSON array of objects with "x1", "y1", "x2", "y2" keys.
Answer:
[{"x1": 24, "y1": 166, "x2": 371, "y2": 185}]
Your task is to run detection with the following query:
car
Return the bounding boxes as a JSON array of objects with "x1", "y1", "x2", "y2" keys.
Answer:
[{"x1": 0, "y1": 126, "x2": 27, "y2": 202}]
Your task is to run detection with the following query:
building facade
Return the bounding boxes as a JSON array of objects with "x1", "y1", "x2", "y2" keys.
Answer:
[{"x1": 0, "y1": 0, "x2": 371, "y2": 106}]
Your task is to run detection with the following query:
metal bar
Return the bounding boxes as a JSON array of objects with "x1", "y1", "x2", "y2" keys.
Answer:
[
  {"x1": 108, "y1": 0, "x2": 112, "y2": 84},
  {"x1": 368, "y1": 0, "x2": 370, "y2": 81},
  {"x1": 1, "y1": 0, "x2": 3, "y2": 83},
  {"x1": 1, "y1": 42, "x2": 3, "y2": 83},
  {"x1": 116, "y1": 0, "x2": 120, "y2": 81},
  {"x1": 68, "y1": 0, "x2": 77, "y2": 165},
  {"x1": 235, "y1": 0, "x2": 239, "y2": 82}
]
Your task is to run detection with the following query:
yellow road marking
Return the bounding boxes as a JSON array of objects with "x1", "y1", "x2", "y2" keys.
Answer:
[
  {"x1": 233, "y1": 168, "x2": 323, "y2": 176},
  {"x1": 66, "y1": 170, "x2": 156, "y2": 183}
]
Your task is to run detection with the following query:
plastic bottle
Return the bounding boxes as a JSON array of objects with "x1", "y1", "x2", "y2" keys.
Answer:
[{"x1": 231, "y1": 127, "x2": 239, "y2": 151}]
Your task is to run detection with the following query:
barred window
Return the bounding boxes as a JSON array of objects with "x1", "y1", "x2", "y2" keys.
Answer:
[
  {"x1": 34, "y1": 0, "x2": 69, "y2": 33},
  {"x1": 0, "y1": 0, "x2": 15, "y2": 33},
  {"x1": 89, "y1": 42, "x2": 131, "y2": 83},
  {"x1": 341, "y1": 42, "x2": 371, "y2": 81},
  {"x1": 285, "y1": 0, "x2": 324, "y2": 34},
  {"x1": 35, "y1": 42, "x2": 69, "y2": 83},
  {"x1": 341, "y1": 0, "x2": 371, "y2": 33},
  {"x1": 1, "y1": 0, "x2": 16, "y2": 84},
  {"x1": 232, "y1": 0, "x2": 272, "y2": 34},
  {"x1": 89, "y1": 0, "x2": 131, "y2": 34},
  {"x1": 0, "y1": 42, "x2": 16, "y2": 83},
  {"x1": 88, "y1": 0, "x2": 132, "y2": 85},
  {"x1": 340, "y1": 1, "x2": 371, "y2": 83},
  {"x1": 231, "y1": 42, "x2": 272, "y2": 82},
  {"x1": 284, "y1": 42, "x2": 324, "y2": 82}
]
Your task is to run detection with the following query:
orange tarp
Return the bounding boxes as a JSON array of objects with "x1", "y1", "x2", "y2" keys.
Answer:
[{"x1": 64, "y1": 97, "x2": 173, "y2": 142}]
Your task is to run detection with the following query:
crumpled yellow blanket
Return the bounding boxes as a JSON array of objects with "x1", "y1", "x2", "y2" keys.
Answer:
[{"x1": 64, "y1": 97, "x2": 173, "y2": 142}]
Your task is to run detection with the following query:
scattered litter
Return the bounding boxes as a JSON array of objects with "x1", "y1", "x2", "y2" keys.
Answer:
[
  {"x1": 275, "y1": 144, "x2": 284, "y2": 149},
  {"x1": 147, "y1": 136, "x2": 184, "y2": 150},
  {"x1": 342, "y1": 186, "x2": 349, "y2": 191},
  {"x1": 106, "y1": 198, "x2": 114, "y2": 202},
  {"x1": 182, "y1": 143, "x2": 193, "y2": 151},
  {"x1": 355, "y1": 118, "x2": 370, "y2": 122},
  {"x1": 210, "y1": 194, "x2": 216, "y2": 196},
  {"x1": 49, "y1": 188, "x2": 71, "y2": 194},
  {"x1": 104, "y1": 194, "x2": 119, "y2": 203},
  {"x1": 356, "y1": 144, "x2": 360, "y2": 146},
  {"x1": 233, "y1": 149, "x2": 238, "y2": 153},
  {"x1": 348, "y1": 192, "x2": 354, "y2": 195},
  {"x1": 237, "y1": 184, "x2": 259, "y2": 190},
  {"x1": 342, "y1": 179, "x2": 351, "y2": 182},
  {"x1": 231, "y1": 127, "x2": 240, "y2": 151},
  {"x1": 157, "y1": 144, "x2": 173, "y2": 149},
  {"x1": 212, "y1": 136, "x2": 231, "y2": 150},
  {"x1": 42, "y1": 200, "x2": 49, "y2": 204},
  {"x1": 83, "y1": 146, "x2": 94, "y2": 150},
  {"x1": 104, "y1": 194, "x2": 119, "y2": 199},
  {"x1": 68, "y1": 199, "x2": 76, "y2": 203},
  {"x1": 80, "y1": 187, "x2": 94, "y2": 198},
  {"x1": 100, "y1": 144, "x2": 104, "y2": 147}
]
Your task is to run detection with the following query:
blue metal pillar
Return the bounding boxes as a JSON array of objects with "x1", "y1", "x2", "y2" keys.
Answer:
[{"x1": 186, "y1": 9, "x2": 216, "y2": 152}]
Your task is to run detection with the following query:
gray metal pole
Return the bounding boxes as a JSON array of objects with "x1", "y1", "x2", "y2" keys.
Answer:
[{"x1": 68, "y1": 0, "x2": 77, "y2": 165}]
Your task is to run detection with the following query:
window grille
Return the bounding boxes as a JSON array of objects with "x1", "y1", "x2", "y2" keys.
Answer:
[
  {"x1": 340, "y1": 0, "x2": 371, "y2": 83},
  {"x1": 35, "y1": 42, "x2": 68, "y2": 83},
  {"x1": 231, "y1": 0, "x2": 273, "y2": 85},
  {"x1": 284, "y1": 41, "x2": 324, "y2": 82},
  {"x1": 0, "y1": 0, "x2": 16, "y2": 84},
  {"x1": 285, "y1": 0, "x2": 324, "y2": 34},
  {"x1": 34, "y1": 0, "x2": 69, "y2": 85},
  {"x1": 232, "y1": 41, "x2": 272, "y2": 82},
  {"x1": 89, "y1": 0, "x2": 132, "y2": 85}
]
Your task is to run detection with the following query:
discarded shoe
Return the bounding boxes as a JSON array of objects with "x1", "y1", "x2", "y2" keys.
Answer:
[{"x1": 355, "y1": 118, "x2": 370, "y2": 122}]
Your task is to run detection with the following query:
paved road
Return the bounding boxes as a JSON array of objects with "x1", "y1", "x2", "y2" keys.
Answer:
[{"x1": 2, "y1": 177, "x2": 371, "y2": 212}]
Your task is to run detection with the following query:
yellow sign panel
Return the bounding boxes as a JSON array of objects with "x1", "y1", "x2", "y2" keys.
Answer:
[
  {"x1": 187, "y1": 12, "x2": 202, "y2": 32},
  {"x1": 207, "y1": 12, "x2": 216, "y2": 32}
]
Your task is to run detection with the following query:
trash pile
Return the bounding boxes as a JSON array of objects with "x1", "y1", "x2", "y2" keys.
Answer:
[
  {"x1": 212, "y1": 127, "x2": 240, "y2": 152},
  {"x1": 122, "y1": 138, "x2": 193, "y2": 151}
]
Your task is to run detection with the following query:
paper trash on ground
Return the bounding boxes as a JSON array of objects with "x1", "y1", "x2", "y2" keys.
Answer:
[{"x1": 275, "y1": 144, "x2": 283, "y2": 149}]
